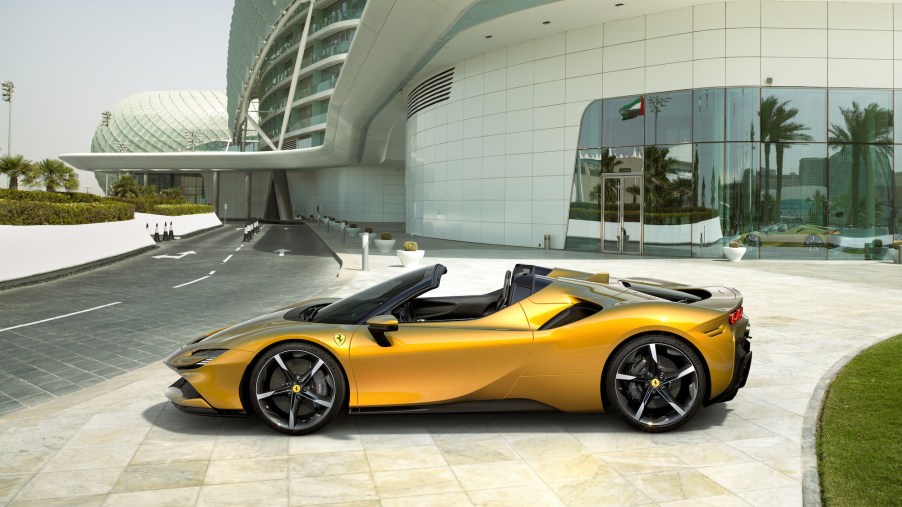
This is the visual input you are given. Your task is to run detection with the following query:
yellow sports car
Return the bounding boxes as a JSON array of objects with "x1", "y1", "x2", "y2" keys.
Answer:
[{"x1": 164, "y1": 264, "x2": 751, "y2": 434}]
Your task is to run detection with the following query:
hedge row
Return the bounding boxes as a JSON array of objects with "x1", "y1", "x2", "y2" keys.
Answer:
[
  {"x1": 111, "y1": 196, "x2": 184, "y2": 213},
  {"x1": 150, "y1": 204, "x2": 213, "y2": 216},
  {"x1": 0, "y1": 188, "x2": 104, "y2": 203},
  {"x1": 568, "y1": 203, "x2": 719, "y2": 225},
  {"x1": 0, "y1": 199, "x2": 135, "y2": 225}
]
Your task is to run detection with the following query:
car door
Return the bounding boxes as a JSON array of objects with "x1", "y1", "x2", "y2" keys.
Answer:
[{"x1": 348, "y1": 304, "x2": 534, "y2": 408}]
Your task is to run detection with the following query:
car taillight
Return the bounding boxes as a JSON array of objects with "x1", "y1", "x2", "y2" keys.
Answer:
[{"x1": 729, "y1": 307, "x2": 744, "y2": 325}]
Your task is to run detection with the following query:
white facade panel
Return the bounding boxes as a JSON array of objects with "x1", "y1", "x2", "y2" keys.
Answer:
[
  {"x1": 726, "y1": 1, "x2": 761, "y2": 28},
  {"x1": 829, "y1": 58, "x2": 893, "y2": 88},
  {"x1": 828, "y1": 30, "x2": 893, "y2": 60},
  {"x1": 646, "y1": 62, "x2": 693, "y2": 93},
  {"x1": 695, "y1": 2, "x2": 726, "y2": 31},
  {"x1": 726, "y1": 28, "x2": 761, "y2": 57},
  {"x1": 533, "y1": 80, "x2": 566, "y2": 107},
  {"x1": 535, "y1": 55, "x2": 566, "y2": 83},
  {"x1": 603, "y1": 41, "x2": 645, "y2": 72},
  {"x1": 507, "y1": 62, "x2": 534, "y2": 88},
  {"x1": 508, "y1": 40, "x2": 535, "y2": 66},
  {"x1": 602, "y1": 68, "x2": 644, "y2": 98},
  {"x1": 828, "y1": 2, "x2": 892, "y2": 30},
  {"x1": 566, "y1": 25, "x2": 605, "y2": 53},
  {"x1": 694, "y1": 58, "x2": 727, "y2": 88},
  {"x1": 565, "y1": 73, "x2": 604, "y2": 102},
  {"x1": 535, "y1": 33, "x2": 565, "y2": 59},
  {"x1": 761, "y1": 57, "x2": 827, "y2": 87},
  {"x1": 604, "y1": 16, "x2": 645, "y2": 46},
  {"x1": 646, "y1": 7, "x2": 693, "y2": 38},
  {"x1": 761, "y1": 29, "x2": 827, "y2": 58},
  {"x1": 694, "y1": 30, "x2": 726, "y2": 60},
  {"x1": 762, "y1": 1, "x2": 827, "y2": 29},
  {"x1": 565, "y1": 48, "x2": 604, "y2": 78},
  {"x1": 646, "y1": 34, "x2": 693, "y2": 66},
  {"x1": 484, "y1": 68, "x2": 507, "y2": 93}
]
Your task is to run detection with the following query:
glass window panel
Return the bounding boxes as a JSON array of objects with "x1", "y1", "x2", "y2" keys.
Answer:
[
  {"x1": 896, "y1": 91, "x2": 902, "y2": 144},
  {"x1": 895, "y1": 146, "x2": 902, "y2": 241},
  {"x1": 828, "y1": 143, "x2": 894, "y2": 258},
  {"x1": 603, "y1": 95, "x2": 644, "y2": 147},
  {"x1": 578, "y1": 100, "x2": 602, "y2": 149},
  {"x1": 692, "y1": 143, "x2": 724, "y2": 257},
  {"x1": 829, "y1": 89, "x2": 892, "y2": 145},
  {"x1": 646, "y1": 91, "x2": 691, "y2": 145},
  {"x1": 756, "y1": 143, "x2": 828, "y2": 259},
  {"x1": 565, "y1": 149, "x2": 602, "y2": 251},
  {"x1": 724, "y1": 143, "x2": 759, "y2": 244},
  {"x1": 694, "y1": 88, "x2": 725, "y2": 143},
  {"x1": 644, "y1": 144, "x2": 693, "y2": 257},
  {"x1": 727, "y1": 87, "x2": 759, "y2": 142},
  {"x1": 761, "y1": 88, "x2": 826, "y2": 143},
  {"x1": 602, "y1": 146, "x2": 644, "y2": 174}
]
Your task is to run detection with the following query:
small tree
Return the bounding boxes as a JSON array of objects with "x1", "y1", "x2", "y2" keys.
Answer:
[
  {"x1": 0, "y1": 154, "x2": 34, "y2": 190},
  {"x1": 111, "y1": 173, "x2": 139, "y2": 198},
  {"x1": 160, "y1": 187, "x2": 182, "y2": 200},
  {"x1": 27, "y1": 158, "x2": 79, "y2": 192}
]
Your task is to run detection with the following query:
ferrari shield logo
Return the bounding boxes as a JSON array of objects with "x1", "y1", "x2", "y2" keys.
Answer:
[{"x1": 334, "y1": 333, "x2": 346, "y2": 346}]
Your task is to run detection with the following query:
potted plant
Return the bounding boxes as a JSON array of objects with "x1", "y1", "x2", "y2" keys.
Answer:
[
  {"x1": 864, "y1": 239, "x2": 888, "y2": 260},
  {"x1": 374, "y1": 232, "x2": 395, "y2": 253},
  {"x1": 346, "y1": 223, "x2": 360, "y2": 236},
  {"x1": 889, "y1": 240, "x2": 902, "y2": 264},
  {"x1": 723, "y1": 240, "x2": 747, "y2": 262},
  {"x1": 397, "y1": 241, "x2": 425, "y2": 267}
]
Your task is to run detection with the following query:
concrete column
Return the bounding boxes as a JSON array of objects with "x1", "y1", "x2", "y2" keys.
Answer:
[
  {"x1": 141, "y1": 173, "x2": 149, "y2": 187},
  {"x1": 212, "y1": 171, "x2": 221, "y2": 219},
  {"x1": 272, "y1": 169, "x2": 293, "y2": 221},
  {"x1": 245, "y1": 172, "x2": 252, "y2": 220}
]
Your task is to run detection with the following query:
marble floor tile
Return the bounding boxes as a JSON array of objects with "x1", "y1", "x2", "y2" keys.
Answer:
[
  {"x1": 43, "y1": 445, "x2": 137, "y2": 472},
  {"x1": 550, "y1": 475, "x2": 656, "y2": 506},
  {"x1": 0, "y1": 450, "x2": 52, "y2": 476},
  {"x1": 288, "y1": 432, "x2": 364, "y2": 454},
  {"x1": 663, "y1": 441, "x2": 756, "y2": 467},
  {"x1": 211, "y1": 435, "x2": 289, "y2": 460},
  {"x1": 571, "y1": 429, "x2": 655, "y2": 453},
  {"x1": 451, "y1": 462, "x2": 542, "y2": 491},
  {"x1": 63, "y1": 427, "x2": 149, "y2": 449},
  {"x1": 763, "y1": 457, "x2": 803, "y2": 482},
  {"x1": 360, "y1": 432, "x2": 435, "y2": 449},
  {"x1": 14, "y1": 468, "x2": 123, "y2": 501},
  {"x1": 505, "y1": 433, "x2": 589, "y2": 460},
  {"x1": 436, "y1": 438, "x2": 520, "y2": 465},
  {"x1": 699, "y1": 462, "x2": 799, "y2": 493},
  {"x1": 750, "y1": 415, "x2": 803, "y2": 443},
  {"x1": 625, "y1": 469, "x2": 730, "y2": 503},
  {"x1": 0, "y1": 474, "x2": 30, "y2": 504},
  {"x1": 10, "y1": 494, "x2": 106, "y2": 506},
  {"x1": 129, "y1": 439, "x2": 216, "y2": 465},
  {"x1": 111, "y1": 461, "x2": 207, "y2": 493},
  {"x1": 658, "y1": 493, "x2": 752, "y2": 507},
  {"x1": 82, "y1": 411, "x2": 158, "y2": 430},
  {"x1": 204, "y1": 456, "x2": 288, "y2": 485},
  {"x1": 526, "y1": 452, "x2": 618, "y2": 483},
  {"x1": 380, "y1": 491, "x2": 473, "y2": 507},
  {"x1": 197, "y1": 479, "x2": 288, "y2": 506},
  {"x1": 366, "y1": 444, "x2": 447, "y2": 471},
  {"x1": 289, "y1": 472, "x2": 377, "y2": 505},
  {"x1": 725, "y1": 436, "x2": 800, "y2": 461},
  {"x1": 372, "y1": 466, "x2": 462, "y2": 499},
  {"x1": 289, "y1": 450, "x2": 370, "y2": 477},
  {"x1": 102, "y1": 486, "x2": 200, "y2": 506},
  {"x1": 467, "y1": 484, "x2": 565, "y2": 506},
  {"x1": 596, "y1": 447, "x2": 687, "y2": 476},
  {"x1": 737, "y1": 485, "x2": 803, "y2": 507}
]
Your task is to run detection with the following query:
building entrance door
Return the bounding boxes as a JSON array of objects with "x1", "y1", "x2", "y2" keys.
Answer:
[{"x1": 601, "y1": 175, "x2": 642, "y2": 255}]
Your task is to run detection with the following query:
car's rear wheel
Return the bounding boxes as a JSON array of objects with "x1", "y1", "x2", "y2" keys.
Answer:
[
  {"x1": 745, "y1": 234, "x2": 760, "y2": 247},
  {"x1": 604, "y1": 334, "x2": 706, "y2": 433},
  {"x1": 249, "y1": 341, "x2": 346, "y2": 435}
]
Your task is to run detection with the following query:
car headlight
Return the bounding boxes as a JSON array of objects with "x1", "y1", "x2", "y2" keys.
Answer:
[{"x1": 169, "y1": 349, "x2": 228, "y2": 369}]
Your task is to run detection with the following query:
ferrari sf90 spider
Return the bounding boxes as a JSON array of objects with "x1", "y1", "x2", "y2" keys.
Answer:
[{"x1": 164, "y1": 264, "x2": 751, "y2": 434}]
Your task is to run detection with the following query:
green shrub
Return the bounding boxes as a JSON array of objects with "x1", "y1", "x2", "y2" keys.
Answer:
[
  {"x1": 403, "y1": 241, "x2": 418, "y2": 251},
  {"x1": 380, "y1": 232, "x2": 393, "y2": 240},
  {"x1": 0, "y1": 188, "x2": 103, "y2": 203},
  {"x1": 349, "y1": 223, "x2": 358, "y2": 228},
  {"x1": 364, "y1": 227, "x2": 373, "y2": 233},
  {"x1": 112, "y1": 195, "x2": 182, "y2": 213},
  {"x1": 0, "y1": 199, "x2": 133, "y2": 225},
  {"x1": 150, "y1": 204, "x2": 212, "y2": 216},
  {"x1": 729, "y1": 240, "x2": 741, "y2": 248}
]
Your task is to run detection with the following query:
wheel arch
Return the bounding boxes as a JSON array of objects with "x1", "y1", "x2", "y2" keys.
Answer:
[
  {"x1": 599, "y1": 330, "x2": 712, "y2": 412},
  {"x1": 238, "y1": 338, "x2": 351, "y2": 415}
]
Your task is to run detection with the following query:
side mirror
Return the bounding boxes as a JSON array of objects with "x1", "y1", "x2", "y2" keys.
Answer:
[{"x1": 366, "y1": 315, "x2": 397, "y2": 347}]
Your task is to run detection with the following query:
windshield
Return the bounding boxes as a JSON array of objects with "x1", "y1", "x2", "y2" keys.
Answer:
[{"x1": 312, "y1": 268, "x2": 431, "y2": 325}]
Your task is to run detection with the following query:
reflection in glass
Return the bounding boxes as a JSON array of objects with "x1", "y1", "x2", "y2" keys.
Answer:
[
  {"x1": 724, "y1": 143, "x2": 759, "y2": 242},
  {"x1": 578, "y1": 100, "x2": 602, "y2": 149},
  {"x1": 761, "y1": 88, "x2": 826, "y2": 142},
  {"x1": 644, "y1": 144, "x2": 692, "y2": 257},
  {"x1": 692, "y1": 144, "x2": 723, "y2": 257},
  {"x1": 829, "y1": 89, "x2": 892, "y2": 144},
  {"x1": 760, "y1": 95, "x2": 815, "y2": 223},
  {"x1": 727, "y1": 88, "x2": 759, "y2": 142},
  {"x1": 828, "y1": 144, "x2": 893, "y2": 255},
  {"x1": 601, "y1": 175, "x2": 642, "y2": 254},
  {"x1": 694, "y1": 88, "x2": 725, "y2": 143},
  {"x1": 646, "y1": 91, "x2": 691, "y2": 145},
  {"x1": 566, "y1": 149, "x2": 602, "y2": 251},
  {"x1": 603, "y1": 95, "x2": 644, "y2": 147}
]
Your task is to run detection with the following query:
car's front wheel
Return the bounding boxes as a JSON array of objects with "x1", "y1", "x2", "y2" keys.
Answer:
[
  {"x1": 604, "y1": 334, "x2": 706, "y2": 432},
  {"x1": 249, "y1": 341, "x2": 346, "y2": 435}
]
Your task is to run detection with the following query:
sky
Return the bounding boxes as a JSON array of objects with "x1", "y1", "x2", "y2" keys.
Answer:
[{"x1": 0, "y1": 0, "x2": 233, "y2": 191}]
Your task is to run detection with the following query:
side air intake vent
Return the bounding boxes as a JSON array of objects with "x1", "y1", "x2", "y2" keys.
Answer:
[
  {"x1": 538, "y1": 302, "x2": 602, "y2": 331},
  {"x1": 407, "y1": 68, "x2": 454, "y2": 119}
]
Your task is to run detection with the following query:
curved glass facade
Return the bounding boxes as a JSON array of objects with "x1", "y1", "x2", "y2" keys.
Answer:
[
  {"x1": 567, "y1": 87, "x2": 901, "y2": 260},
  {"x1": 91, "y1": 91, "x2": 231, "y2": 153}
]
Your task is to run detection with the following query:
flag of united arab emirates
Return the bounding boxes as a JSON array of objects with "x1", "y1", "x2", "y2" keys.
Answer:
[{"x1": 619, "y1": 96, "x2": 644, "y2": 120}]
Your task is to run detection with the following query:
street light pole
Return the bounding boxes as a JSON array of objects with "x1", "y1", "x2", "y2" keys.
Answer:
[{"x1": 1, "y1": 81, "x2": 13, "y2": 155}]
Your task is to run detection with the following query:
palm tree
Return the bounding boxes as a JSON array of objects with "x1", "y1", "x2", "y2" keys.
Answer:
[
  {"x1": 760, "y1": 96, "x2": 812, "y2": 222},
  {"x1": 110, "y1": 173, "x2": 139, "y2": 198},
  {"x1": 0, "y1": 154, "x2": 34, "y2": 190},
  {"x1": 27, "y1": 159, "x2": 79, "y2": 192},
  {"x1": 828, "y1": 101, "x2": 893, "y2": 228},
  {"x1": 643, "y1": 145, "x2": 678, "y2": 208}
]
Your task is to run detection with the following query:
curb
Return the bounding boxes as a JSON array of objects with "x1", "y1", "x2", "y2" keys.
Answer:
[
  {"x1": 303, "y1": 222, "x2": 344, "y2": 271},
  {"x1": 800, "y1": 332, "x2": 898, "y2": 507}
]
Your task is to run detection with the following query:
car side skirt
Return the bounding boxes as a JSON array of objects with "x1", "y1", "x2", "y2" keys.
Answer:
[{"x1": 350, "y1": 398, "x2": 558, "y2": 415}]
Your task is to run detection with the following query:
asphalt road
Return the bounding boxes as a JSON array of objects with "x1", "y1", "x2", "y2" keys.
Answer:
[{"x1": 0, "y1": 223, "x2": 339, "y2": 415}]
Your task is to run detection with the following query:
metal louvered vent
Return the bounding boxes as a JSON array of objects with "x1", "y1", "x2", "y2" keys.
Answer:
[
  {"x1": 282, "y1": 139, "x2": 297, "y2": 150},
  {"x1": 406, "y1": 68, "x2": 454, "y2": 119}
]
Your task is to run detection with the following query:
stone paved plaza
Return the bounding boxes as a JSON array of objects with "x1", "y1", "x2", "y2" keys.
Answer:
[{"x1": 1, "y1": 224, "x2": 899, "y2": 506}]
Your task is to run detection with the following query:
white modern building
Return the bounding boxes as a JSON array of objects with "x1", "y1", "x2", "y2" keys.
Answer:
[{"x1": 63, "y1": 0, "x2": 902, "y2": 259}]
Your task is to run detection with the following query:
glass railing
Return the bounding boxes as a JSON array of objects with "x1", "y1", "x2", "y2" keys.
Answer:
[
  {"x1": 316, "y1": 38, "x2": 352, "y2": 62},
  {"x1": 288, "y1": 111, "x2": 328, "y2": 131},
  {"x1": 311, "y1": 7, "x2": 364, "y2": 33}
]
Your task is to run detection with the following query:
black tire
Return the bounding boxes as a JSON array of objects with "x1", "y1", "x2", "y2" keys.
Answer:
[
  {"x1": 604, "y1": 334, "x2": 706, "y2": 433},
  {"x1": 745, "y1": 235, "x2": 760, "y2": 247},
  {"x1": 249, "y1": 341, "x2": 346, "y2": 435}
]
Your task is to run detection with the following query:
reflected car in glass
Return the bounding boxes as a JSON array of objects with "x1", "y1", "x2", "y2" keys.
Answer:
[
  {"x1": 163, "y1": 264, "x2": 752, "y2": 434},
  {"x1": 739, "y1": 223, "x2": 839, "y2": 250}
]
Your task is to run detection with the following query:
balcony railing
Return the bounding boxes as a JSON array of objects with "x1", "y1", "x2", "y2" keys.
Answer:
[{"x1": 310, "y1": 7, "x2": 364, "y2": 33}]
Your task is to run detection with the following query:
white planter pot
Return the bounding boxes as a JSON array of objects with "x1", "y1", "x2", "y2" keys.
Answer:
[
  {"x1": 888, "y1": 247, "x2": 900, "y2": 264},
  {"x1": 397, "y1": 249, "x2": 425, "y2": 267},
  {"x1": 338, "y1": 223, "x2": 346, "y2": 231},
  {"x1": 374, "y1": 239, "x2": 396, "y2": 253},
  {"x1": 723, "y1": 246, "x2": 747, "y2": 262},
  {"x1": 345, "y1": 228, "x2": 359, "y2": 236}
]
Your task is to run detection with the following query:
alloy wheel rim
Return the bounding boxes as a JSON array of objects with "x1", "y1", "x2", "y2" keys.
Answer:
[
  {"x1": 254, "y1": 350, "x2": 337, "y2": 431},
  {"x1": 613, "y1": 342, "x2": 699, "y2": 427}
]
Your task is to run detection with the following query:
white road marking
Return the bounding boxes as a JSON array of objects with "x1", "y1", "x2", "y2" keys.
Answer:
[
  {"x1": 235, "y1": 247, "x2": 241, "y2": 251},
  {"x1": 209, "y1": 271, "x2": 216, "y2": 275},
  {"x1": 274, "y1": 249, "x2": 290, "y2": 257},
  {"x1": 0, "y1": 302, "x2": 122, "y2": 333},
  {"x1": 172, "y1": 276, "x2": 210, "y2": 289},
  {"x1": 222, "y1": 255, "x2": 233, "y2": 263},
  {"x1": 152, "y1": 251, "x2": 196, "y2": 260}
]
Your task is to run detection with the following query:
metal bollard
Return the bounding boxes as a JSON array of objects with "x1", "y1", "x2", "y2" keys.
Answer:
[
  {"x1": 343, "y1": 228, "x2": 347, "y2": 244},
  {"x1": 361, "y1": 232, "x2": 370, "y2": 271},
  {"x1": 543, "y1": 234, "x2": 551, "y2": 250}
]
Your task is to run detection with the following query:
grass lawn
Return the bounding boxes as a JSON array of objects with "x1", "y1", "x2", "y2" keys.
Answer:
[{"x1": 817, "y1": 334, "x2": 902, "y2": 506}]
